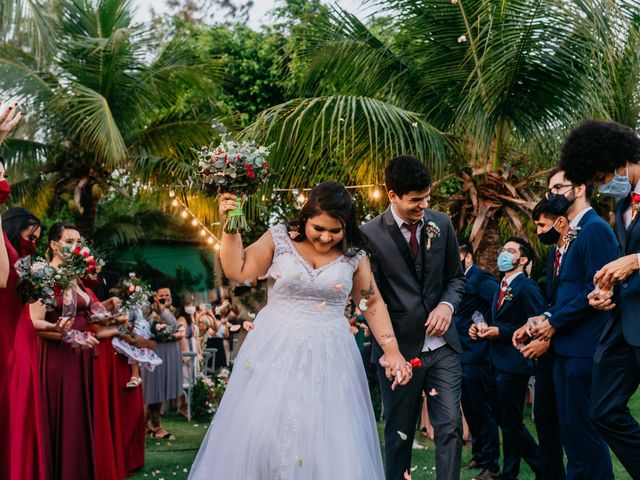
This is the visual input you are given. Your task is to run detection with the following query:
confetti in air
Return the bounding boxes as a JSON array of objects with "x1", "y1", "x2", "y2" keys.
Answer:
[
  {"x1": 332, "y1": 283, "x2": 344, "y2": 292},
  {"x1": 295, "y1": 457, "x2": 303, "y2": 467},
  {"x1": 315, "y1": 302, "x2": 327, "y2": 310},
  {"x1": 429, "y1": 388, "x2": 439, "y2": 397},
  {"x1": 397, "y1": 431, "x2": 408, "y2": 440}
]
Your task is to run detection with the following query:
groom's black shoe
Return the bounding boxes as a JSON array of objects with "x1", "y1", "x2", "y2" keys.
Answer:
[
  {"x1": 465, "y1": 459, "x2": 483, "y2": 470},
  {"x1": 474, "y1": 469, "x2": 500, "y2": 480}
]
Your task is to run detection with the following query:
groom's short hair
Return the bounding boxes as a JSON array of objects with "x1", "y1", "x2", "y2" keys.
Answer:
[{"x1": 385, "y1": 155, "x2": 432, "y2": 197}]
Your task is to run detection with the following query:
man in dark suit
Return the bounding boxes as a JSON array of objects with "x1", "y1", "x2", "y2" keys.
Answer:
[
  {"x1": 514, "y1": 195, "x2": 569, "y2": 480},
  {"x1": 529, "y1": 168, "x2": 617, "y2": 480},
  {"x1": 470, "y1": 237, "x2": 544, "y2": 480},
  {"x1": 559, "y1": 119, "x2": 640, "y2": 479},
  {"x1": 362, "y1": 155, "x2": 466, "y2": 480},
  {"x1": 454, "y1": 241, "x2": 500, "y2": 479}
]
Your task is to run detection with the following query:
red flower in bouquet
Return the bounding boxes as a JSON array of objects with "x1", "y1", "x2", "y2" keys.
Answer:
[{"x1": 193, "y1": 121, "x2": 274, "y2": 233}]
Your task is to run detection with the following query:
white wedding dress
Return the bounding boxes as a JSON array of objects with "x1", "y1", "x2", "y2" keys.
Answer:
[{"x1": 189, "y1": 224, "x2": 384, "y2": 480}]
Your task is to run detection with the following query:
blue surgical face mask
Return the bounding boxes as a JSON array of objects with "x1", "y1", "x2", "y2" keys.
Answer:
[
  {"x1": 599, "y1": 168, "x2": 632, "y2": 199},
  {"x1": 497, "y1": 251, "x2": 519, "y2": 272}
]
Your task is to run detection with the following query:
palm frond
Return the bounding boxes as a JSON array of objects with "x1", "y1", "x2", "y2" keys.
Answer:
[{"x1": 248, "y1": 95, "x2": 447, "y2": 187}]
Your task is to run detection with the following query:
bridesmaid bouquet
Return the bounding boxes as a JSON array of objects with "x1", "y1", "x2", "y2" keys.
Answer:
[
  {"x1": 14, "y1": 256, "x2": 73, "y2": 306},
  {"x1": 150, "y1": 315, "x2": 177, "y2": 342},
  {"x1": 193, "y1": 121, "x2": 274, "y2": 233},
  {"x1": 111, "y1": 272, "x2": 154, "y2": 311},
  {"x1": 59, "y1": 240, "x2": 105, "y2": 280}
]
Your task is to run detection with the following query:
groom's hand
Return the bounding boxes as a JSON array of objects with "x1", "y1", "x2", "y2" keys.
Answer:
[{"x1": 425, "y1": 304, "x2": 452, "y2": 337}]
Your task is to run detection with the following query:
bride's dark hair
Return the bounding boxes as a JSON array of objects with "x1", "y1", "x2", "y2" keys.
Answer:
[{"x1": 287, "y1": 181, "x2": 369, "y2": 256}]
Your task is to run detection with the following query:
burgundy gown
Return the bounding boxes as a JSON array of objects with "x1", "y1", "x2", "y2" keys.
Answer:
[
  {"x1": 89, "y1": 289, "x2": 126, "y2": 480},
  {"x1": 115, "y1": 352, "x2": 146, "y2": 476},
  {"x1": 40, "y1": 288, "x2": 97, "y2": 480},
  {"x1": 0, "y1": 232, "x2": 47, "y2": 479}
]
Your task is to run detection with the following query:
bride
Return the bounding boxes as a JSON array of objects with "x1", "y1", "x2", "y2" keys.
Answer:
[{"x1": 189, "y1": 181, "x2": 412, "y2": 480}]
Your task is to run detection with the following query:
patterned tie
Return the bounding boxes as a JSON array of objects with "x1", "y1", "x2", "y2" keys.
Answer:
[
  {"x1": 631, "y1": 193, "x2": 640, "y2": 221},
  {"x1": 553, "y1": 248, "x2": 562, "y2": 278},
  {"x1": 497, "y1": 280, "x2": 508, "y2": 310},
  {"x1": 404, "y1": 223, "x2": 419, "y2": 255}
]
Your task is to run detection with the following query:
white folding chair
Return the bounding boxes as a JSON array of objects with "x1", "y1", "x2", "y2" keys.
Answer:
[{"x1": 182, "y1": 351, "x2": 198, "y2": 421}]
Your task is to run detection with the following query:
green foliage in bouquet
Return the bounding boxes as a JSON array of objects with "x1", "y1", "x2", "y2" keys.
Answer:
[
  {"x1": 14, "y1": 257, "x2": 74, "y2": 306},
  {"x1": 193, "y1": 121, "x2": 275, "y2": 233}
]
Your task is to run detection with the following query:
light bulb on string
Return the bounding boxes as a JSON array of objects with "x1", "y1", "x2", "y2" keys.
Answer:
[
  {"x1": 372, "y1": 187, "x2": 381, "y2": 200},
  {"x1": 169, "y1": 190, "x2": 175, "y2": 198},
  {"x1": 200, "y1": 229, "x2": 207, "y2": 237},
  {"x1": 180, "y1": 210, "x2": 188, "y2": 218},
  {"x1": 214, "y1": 243, "x2": 220, "y2": 252},
  {"x1": 296, "y1": 193, "x2": 306, "y2": 204},
  {"x1": 191, "y1": 218, "x2": 198, "y2": 227},
  {"x1": 207, "y1": 237, "x2": 214, "y2": 245},
  {"x1": 171, "y1": 199, "x2": 179, "y2": 207}
]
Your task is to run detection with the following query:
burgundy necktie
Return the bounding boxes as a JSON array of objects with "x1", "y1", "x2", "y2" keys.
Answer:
[
  {"x1": 553, "y1": 248, "x2": 562, "y2": 278},
  {"x1": 404, "y1": 223, "x2": 419, "y2": 255},
  {"x1": 497, "y1": 280, "x2": 508, "y2": 310}
]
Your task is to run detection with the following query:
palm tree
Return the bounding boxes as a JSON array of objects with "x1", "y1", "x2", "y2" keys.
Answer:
[
  {"x1": 248, "y1": 0, "x2": 640, "y2": 267},
  {"x1": 0, "y1": 0, "x2": 223, "y2": 236}
]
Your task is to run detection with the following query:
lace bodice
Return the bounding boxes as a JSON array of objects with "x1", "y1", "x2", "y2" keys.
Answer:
[{"x1": 265, "y1": 223, "x2": 365, "y2": 318}]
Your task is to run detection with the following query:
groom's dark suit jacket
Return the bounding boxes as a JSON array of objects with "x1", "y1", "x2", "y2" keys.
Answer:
[{"x1": 362, "y1": 207, "x2": 466, "y2": 361}]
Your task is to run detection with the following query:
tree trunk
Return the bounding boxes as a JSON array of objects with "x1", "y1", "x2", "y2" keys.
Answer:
[
  {"x1": 474, "y1": 215, "x2": 501, "y2": 276},
  {"x1": 75, "y1": 182, "x2": 97, "y2": 239}
]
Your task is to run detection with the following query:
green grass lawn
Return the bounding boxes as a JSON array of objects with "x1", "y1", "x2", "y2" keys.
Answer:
[{"x1": 132, "y1": 391, "x2": 639, "y2": 480}]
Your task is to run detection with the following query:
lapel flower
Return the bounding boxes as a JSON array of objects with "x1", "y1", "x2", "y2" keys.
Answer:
[
  {"x1": 563, "y1": 226, "x2": 581, "y2": 244},
  {"x1": 632, "y1": 202, "x2": 640, "y2": 220},
  {"x1": 424, "y1": 221, "x2": 441, "y2": 251},
  {"x1": 501, "y1": 285, "x2": 514, "y2": 304}
]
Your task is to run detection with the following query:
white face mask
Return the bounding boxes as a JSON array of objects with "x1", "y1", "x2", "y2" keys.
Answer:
[{"x1": 185, "y1": 306, "x2": 196, "y2": 315}]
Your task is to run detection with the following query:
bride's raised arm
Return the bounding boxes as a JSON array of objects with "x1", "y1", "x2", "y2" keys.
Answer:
[
  {"x1": 351, "y1": 254, "x2": 411, "y2": 388},
  {"x1": 219, "y1": 193, "x2": 275, "y2": 283}
]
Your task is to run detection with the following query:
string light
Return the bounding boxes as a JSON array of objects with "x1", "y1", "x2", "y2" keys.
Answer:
[
  {"x1": 169, "y1": 190, "x2": 176, "y2": 198},
  {"x1": 296, "y1": 193, "x2": 306, "y2": 204},
  {"x1": 168, "y1": 195, "x2": 222, "y2": 248},
  {"x1": 214, "y1": 243, "x2": 221, "y2": 252},
  {"x1": 372, "y1": 188, "x2": 381, "y2": 200}
]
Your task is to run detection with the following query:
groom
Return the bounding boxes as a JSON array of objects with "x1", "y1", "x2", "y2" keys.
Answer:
[{"x1": 363, "y1": 156, "x2": 466, "y2": 480}]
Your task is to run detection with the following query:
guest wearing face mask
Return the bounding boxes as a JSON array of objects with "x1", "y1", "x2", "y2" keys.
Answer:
[
  {"x1": 178, "y1": 303, "x2": 200, "y2": 418},
  {"x1": 559, "y1": 120, "x2": 640, "y2": 478},
  {"x1": 514, "y1": 195, "x2": 570, "y2": 480},
  {"x1": 0, "y1": 201, "x2": 49, "y2": 480},
  {"x1": 525, "y1": 166, "x2": 618, "y2": 480},
  {"x1": 469, "y1": 238, "x2": 544, "y2": 480}
]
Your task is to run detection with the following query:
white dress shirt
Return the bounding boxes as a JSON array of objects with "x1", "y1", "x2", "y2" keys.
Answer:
[{"x1": 390, "y1": 205, "x2": 448, "y2": 352}]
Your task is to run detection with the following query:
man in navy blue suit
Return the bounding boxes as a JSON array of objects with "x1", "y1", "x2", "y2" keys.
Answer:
[
  {"x1": 559, "y1": 119, "x2": 640, "y2": 479},
  {"x1": 529, "y1": 168, "x2": 617, "y2": 479},
  {"x1": 454, "y1": 241, "x2": 500, "y2": 479},
  {"x1": 469, "y1": 237, "x2": 543, "y2": 480},
  {"x1": 514, "y1": 195, "x2": 569, "y2": 480}
]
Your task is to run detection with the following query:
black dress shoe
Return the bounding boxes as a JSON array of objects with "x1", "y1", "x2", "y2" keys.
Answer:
[
  {"x1": 465, "y1": 459, "x2": 483, "y2": 470},
  {"x1": 474, "y1": 469, "x2": 500, "y2": 480}
]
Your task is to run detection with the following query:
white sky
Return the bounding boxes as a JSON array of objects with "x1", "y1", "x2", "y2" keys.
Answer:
[{"x1": 134, "y1": 0, "x2": 370, "y2": 29}]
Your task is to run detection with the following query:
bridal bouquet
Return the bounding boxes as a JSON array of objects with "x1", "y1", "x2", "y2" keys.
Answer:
[
  {"x1": 14, "y1": 256, "x2": 74, "y2": 306},
  {"x1": 194, "y1": 121, "x2": 274, "y2": 233}
]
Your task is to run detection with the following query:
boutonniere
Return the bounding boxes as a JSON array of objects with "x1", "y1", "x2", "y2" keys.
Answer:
[
  {"x1": 563, "y1": 226, "x2": 581, "y2": 244},
  {"x1": 501, "y1": 285, "x2": 514, "y2": 303},
  {"x1": 632, "y1": 203, "x2": 640, "y2": 218},
  {"x1": 424, "y1": 221, "x2": 441, "y2": 251}
]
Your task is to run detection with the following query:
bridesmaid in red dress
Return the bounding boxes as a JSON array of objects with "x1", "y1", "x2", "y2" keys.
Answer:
[
  {"x1": 1, "y1": 207, "x2": 49, "y2": 480},
  {"x1": 30, "y1": 223, "x2": 101, "y2": 480},
  {"x1": 0, "y1": 163, "x2": 49, "y2": 479}
]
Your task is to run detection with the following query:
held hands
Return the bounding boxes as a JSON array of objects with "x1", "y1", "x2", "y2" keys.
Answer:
[
  {"x1": 379, "y1": 353, "x2": 413, "y2": 390},
  {"x1": 529, "y1": 319, "x2": 556, "y2": 341},
  {"x1": 519, "y1": 339, "x2": 550, "y2": 359},
  {"x1": 0, "y1": 101, "x2": 24, "y2": 144},
  {"x1": 219, "y1": 193, "x2": 242, "y2": 223},
  {"x1": 594, "y1": 254, "x2": 639, "y2": 291},
  {"x1": 425, "y1": 304, "x2": 452, "y2": 337},
  {"x1": 587, "y1": 289, "x2": 616, "y2": 311}
]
